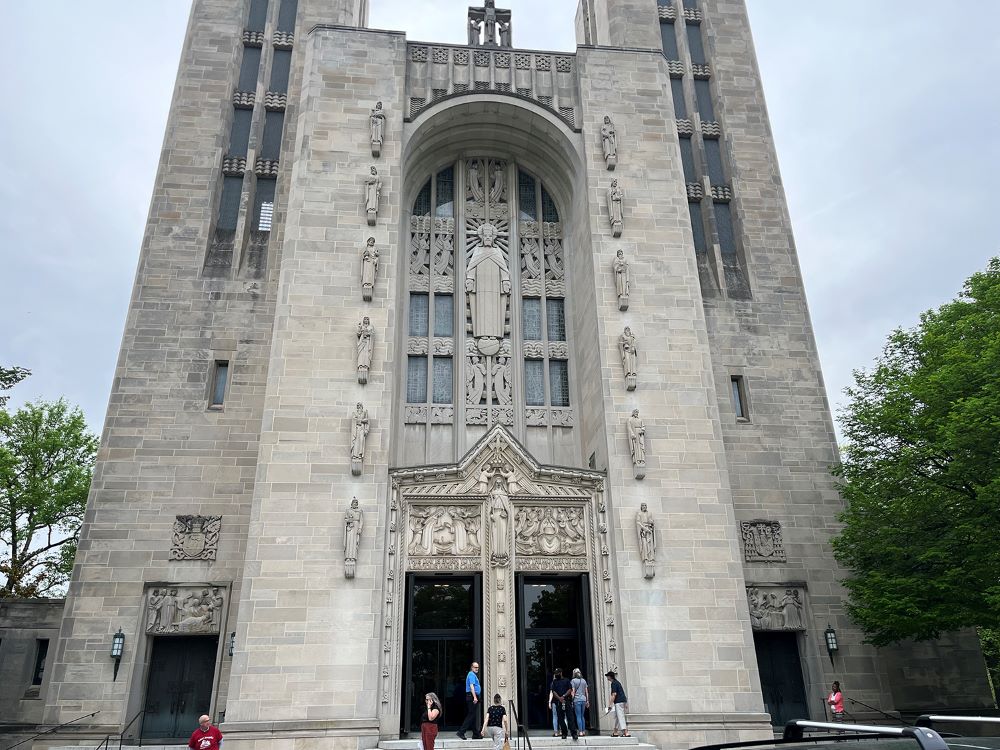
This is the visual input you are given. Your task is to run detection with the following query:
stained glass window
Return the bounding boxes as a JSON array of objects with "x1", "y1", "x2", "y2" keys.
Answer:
[
  {"x1": 407, "y1": 357, "x2": 428, "y2": 403},
  {"x1": 433, "y1": 294, "x2": 453, "y2": 337},
  {"x1": 549, "y1": 361, "x2": 569, "y2": 407},
  {"x1": 433, "y1": 358, "x2": 453, "y2": 404},
  {"x1": 524, "y1": 360, "x2": 545, "y2": 406},
  {"x1": 409, "y1": 293, "x2": 429, "y2": 336},
  {"x1": 518, "y1": 171, "x2": 537, "y2": 220},
  {"x1": 546, "y1": 299, "x2": 566, "y2": 341},
  {"x1": 436, "y1": 166, "x2": 454, "y2": 217},
  {"x1": 522, "y1": 298, "x2": 542, "y2": 340}
]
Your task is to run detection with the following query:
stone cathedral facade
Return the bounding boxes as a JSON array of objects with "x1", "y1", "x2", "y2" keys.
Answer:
[{"x1": 29, "y1": 1, "x2": 992, "y2": 749}]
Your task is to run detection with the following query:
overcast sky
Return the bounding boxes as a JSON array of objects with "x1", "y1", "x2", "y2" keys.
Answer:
[{"x1": 2, "y1": 1, "x2": 998, "y2": 441}]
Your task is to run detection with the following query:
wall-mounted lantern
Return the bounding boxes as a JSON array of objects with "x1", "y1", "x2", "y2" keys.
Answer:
[
  {"x1": 824, "y1": 625, "x2": 839, "y2": 666},
  {"x1": 111, "y1": 628, "x2": 125, "y2": 680},
  {"x1": 228, "y1": 631, "x2": 236, "y2": 657}
]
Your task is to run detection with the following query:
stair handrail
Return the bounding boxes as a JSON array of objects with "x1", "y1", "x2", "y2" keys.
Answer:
[
  {"x1": 96, "y1": 736, "x2": 112, "y2": 750},
  {"x1": 3, "y1": 710, "x2": 101, "y2": 750},
  {"x1": 848, "y1": 697, "x2": 903, "y2": 724},
  {"x1": 118, "y1": 709, "x2": 146, "y2": 749},
  {"x1": 508, "y1": 699, "x2": 532, "y2": 750}
]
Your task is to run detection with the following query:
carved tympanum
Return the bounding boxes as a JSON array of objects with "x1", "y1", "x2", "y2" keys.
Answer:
[
  {"x1": 514, "y1": 506, "x2": 586, "y2": 556},
  {"x1": 741, "y1": 520, "x2": 786, "y2": 563},
  {"x1": 747, "y1": 586, "x2": 805, "y2": 631},
  {"x1": 170, "y1": 515, "x2": 221, "y2": 561},
  {"x1": 146, "y1": 586, "x2": 224, "y2": 635},
  {"x1": 408, "y1": 505, "x2": 482, "y2": 556}
]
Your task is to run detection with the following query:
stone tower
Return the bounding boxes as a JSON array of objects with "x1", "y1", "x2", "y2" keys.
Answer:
[{"x1": 35, "y1": 1, "x2": 991, "y2": 750}]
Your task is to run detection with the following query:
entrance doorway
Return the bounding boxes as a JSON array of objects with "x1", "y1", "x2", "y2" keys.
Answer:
[
  {"x1": 142, "y1": 636, "x2": 218, "y2": 740},
  {"x1": 754, "y1": 631, "x2": 809, "y2": 725},
  {"x1": 516, "y1": 575, "x2": 594, "y2": 733},
  {"x1": 402, "y1": 575, "x2": 482, "y2": 734}
]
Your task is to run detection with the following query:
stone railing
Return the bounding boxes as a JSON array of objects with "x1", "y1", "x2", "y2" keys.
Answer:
[{"x1": 405, "y1": 43, "x2": 580, "y2": 130}]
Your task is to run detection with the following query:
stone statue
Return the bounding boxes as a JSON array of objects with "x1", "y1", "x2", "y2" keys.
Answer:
[
  {"x1": 467, "y1": 356, "x2": 487, "y2": 404},
  {"x1": 465, "y1": 222, "x2": 510, "y2": 355},
  {"x1": 468, "y1": 0, "x2": 512, "y2": 48},
  {"x1": 469, "y1": 16, "x2": 482, "y2": 45},
  {"x1": 618, "y1": 326, "x2": 638, "y2": 391},
  {"x1": 365, "y1": 166, "x2": 381, "y2": 226},
  {"x1": 369, "y1": 101, "x2": 385, "y2": 158},
  {"x1": 361, "y1": 237, "x2": 379, "y2": 301},
  {"x1": 498, "y1": 20, "x2": 511, "y2": 47},
  {"x1": 350, "y1": 402, "x2": 369, "y2": 476},
  {"x1": 626, "y1": 408, "x2": 646, "y2": 479},
  {"x1": 491, "y1": 357, "x2": 511, "y2": 404},
  {"x1": 607, "y1": 179, "x2": 624, "y2": 237},
  {"x1": 488, "y1": 473, "x2": 512, "y2": 566},
  {"x1": 357, "y1": 316, "x2": 374, "y2": 384},
  {"x1": 601, "y1": 115, "x2": 618, "y2": 169},
  {"x1": 345, "y1": 497, "x2": 364, "y2": 579},
  {"x1": 613, "y1": 249, "x2": 630, "y2": 310},
  {"x1": 146, "y1": 589, "x2": 164, "y2": 631},
  {"x1": 636, "y1": 502, "x2": 655, "y2": 578}
]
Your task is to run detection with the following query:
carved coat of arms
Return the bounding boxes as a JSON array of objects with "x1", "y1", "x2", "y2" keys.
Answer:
[{"x1": 170, "y1": 515, "x2": 222, "y2": 561}]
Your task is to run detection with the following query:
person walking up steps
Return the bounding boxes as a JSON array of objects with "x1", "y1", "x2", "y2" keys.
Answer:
[
  {"x1": 550, "y1": 667, "x2": 578, "y2": 740},
  {"x1": 571, "y1": 668, "x2": 590, "y2": 736},
  {"x1": 458, "y1": 661, "x2": 483, "y2": 739},
  {"x1": 605, "y1": 670, "x2": 629, "y2": 737},
  {"x1": 421, "y1": 693, "x2": 442, "y2": 750},
  {"x1": 481, "y1": 694, "x2": 509, "y2": 750}
]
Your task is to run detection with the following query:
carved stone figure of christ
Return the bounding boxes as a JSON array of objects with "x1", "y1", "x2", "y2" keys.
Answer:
[
  {"x1": 618, "y1": 326, "x2": 638, "y2": 391},
  {"x1": 601, "y1": 115, "x2": 618, "y2": 169},
  {"x1": 489, "y1": 474, "x2": 511, "y2": 566},
  {"x1": 636, "y1": 502, "x2": 655, "y2": 578},
  {"x1": 344, "y1": 497, "x2": 364, "y2": 579},
  {"x1": 365, "y1": 166, "x2": 381, "y2": 226},
  {"x1": 607, "y1": 179, "x2": 624, "y2": 237},
  {"x1": 361, "y1": 237, "x2": 379, "y2": 301},
  {"x1": 483, "y1": 0, "x2": 498, "y2": 45},
  {"x1": 350, "y1": 402, "x2": 369, "y2": 476},
  {"x1": 466, "y1": 222, "x2": 510, "y2": 355},
  {"x1": 613, "y1": 249, "x2": 630, "y2": 310},
  {"x1": 626, "y1": 408, "x2": 646, "y2": 479},
  {"x1": 369, "y1": 101, "x2": 385, "y2": 158},
  {"x1": 357, "y1": 316, "x2": 374, "y2": 384}
]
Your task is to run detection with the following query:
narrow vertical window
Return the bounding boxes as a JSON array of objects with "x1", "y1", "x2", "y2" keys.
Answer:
[
  {"x1": 260, "y1": 111, "x2": 284, "y2": 160},
  {"x1": 549, "y1": 361, "x2": 570, "y2": 407},
  {"x1": 546, "y1": 299, "x2": 566, "y2": 341},
  {"x1": 686, "y1": 24, "x2": 706, "y2": 65},
  {"x1": 524, "y1": 361, "x2": 545, "y2": 406},
  {"x1": 518, "y1": 172, "x2": 537, "y2": 220},
  {"x1": 695, "y1": 78, "x2": 714, "y2": 121},
  {"x1": 247, "y1": 0, "x2": 269, "y2": 31},
  {"x1": 714, "y1": 202, "x2": 737, "y2": 259},
  {"x1": 276, "y1": 0, "x2": 298, "y2": 32},
  {"x1": 229, "y1": 108, "x2": 253, "y2": 158},
  {"x1": 436, "y1": 167, "x2": 454, "y2": 217},
  {"x1": 522, "y1": 299, "x2": 542, "y2": 340},
  {"x1": 432, "y1": 358, "x2": 453, "y2": 404},
  {"x1": 409, "y1": 293, "x2": 429, "y2": 336},
  {"x1": 703, "y1": 137, "x2": 725, "y2": 185},
  {"x1": 270, "y1": 49, "x2": 292, "y2": 94},
  {"x1": 254, "y1": 179, "x2": 276, "y2": 231},
  {"x1": 210, "y1": 361, "x2": 229, "y2": 407},
  {"x1": 407, "y1": 357, "x2": 428, "y2": 403},
  {"x1": 679, "y1": 136, "x2": 696, "y2": 183},
  {"x1": 682, "y1": 0, "x2": 698, "y2": 8},
  {"x1": 434, "y1": 295, "x2": 454, "y2": 337},
  {"x1": 217, "y1": 176, "x2": 243, "y2": 232},
  {"x1": 660, "y1": 22, "x2": 679, "y2": 60},
  {"x1": 731, "y1": 375, "x2": 749, "y2": 420},
  {"x1": 31, "y1": 639, "x2": 49, "y2": 686},
  {"x1": 688, "y1": 202, "x2": 707, "y2": 255},
  {"x1": 670, "y1": 78, "x2": 687, "y2": 119},
  {"x1": 238, "y1": 46, "x2": 262, "y2": 92}
]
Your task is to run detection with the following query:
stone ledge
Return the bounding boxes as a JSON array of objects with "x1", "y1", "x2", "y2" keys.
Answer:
[{"x1": 221, "y1": 718, "x2": 380, "y2": 737}]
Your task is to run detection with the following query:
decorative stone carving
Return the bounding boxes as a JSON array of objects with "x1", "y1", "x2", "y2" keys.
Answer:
[
  {"x1": 357, "y1": 316, "x2": 374, "y2": 384},
  {"x1": 345, "y1": 497, "x2": 364, "y2": 579},
  {"x1": 466, "y1": 230, "x2": 510, "y2": 354},
  {"x1": 350, "y1": 403, "x2": 369, "y2": 476},
  {"x1": 618, "y1": 327, "x2": 638, "y2": 391},
  {"x1": 467, "y1": 356, "x2": 487, "y2": 405},
  {"x1": 408, "y1": 505, "x2": 482, "y2": 556},
  {"x1": 626, "y1": 409, "x2": 646, "y2": 479},
  {"x1": 514, "y1": 506, "x2": 586, "y2": 556},
  {"x1": 741, "y1": 520, "x2": 786, "y2": 563},
  {"x1": 410, "y1": 230, "x2": 430, "y2": 276},
  {"x1": 408, "y1": 556, "x2": 482, "y2": 571},
  {"x1": 601, "y1": 115, "x2": 618, "y2": 169},
  {"x1": 369, "y1": 101, "x2": 385, "y2": 158},
  {"x1": 543, "y1": 234, "x2": 564, "y2": 280},
  {"x1": 170, "y1": 515, "x2": 221, "y2": 561},
  {"x1": 488, "y1": 472, "x2": 512, "y2": 566},
  {"x1": 365, "y1": 166, "x2": 381, "y2": 226},
  {"x1": 607, "y1": 179, "x2": 624, "y2": 237},
  {"x1": 145, "y1": 586, "x2": 224, "y2": 635},
  {"x1": 468, "y1": 0, "x2": 512, "y2": 48},
  {"x1": 491, "y1": 357, "x2": 512, "y2": 405},
  {"x1": 613, "y1": 249, "x2": 630, "y2": 311},
  {"x1": 434, "y1": 223, "x2": 454, "y2": 277},
  {"x1": 747, "y1": 586, "x2": 805, "y2": 631},
  {"x1": 636, "y1": 502, "x2": 655, "y2": 578},
  {"x1": 361, "y1": 237, "x2": 379, "y2": 302}
]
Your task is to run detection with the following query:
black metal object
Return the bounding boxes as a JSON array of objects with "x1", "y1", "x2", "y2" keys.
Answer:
[
  {"x1": 784, "y1": 720, "x2": 949, "y2": 750},
  {"x1": 916, "y1": 715, "x2": 1000, "y2": 729},
  {"x1": 119, "y1": 709, "x2": 145, "y2": 749},
  {"x1": 508, "y1": 698, "x2": 533, "y2": 750},
  {"x1": 848, "y1": 696, "x2": 901, "y2": 723},
  {"x1": 3, "y1": 710, "x2": 101, "y2": 750}
]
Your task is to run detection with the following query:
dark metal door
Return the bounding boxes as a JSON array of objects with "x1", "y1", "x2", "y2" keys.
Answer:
[
  {"x1": 754, "y1": 631, "x2": 809, "y2": 725},
  {"x1": 143, "y1": 636, "x2": 219, "y2": 740}
]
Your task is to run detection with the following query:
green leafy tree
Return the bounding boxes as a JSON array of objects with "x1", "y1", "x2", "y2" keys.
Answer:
[
  {"x1": 0, "y1": 399, "x2": 98, "y2": 597},
  {"x1": 832, "y1": 258, "x2": 1000, "y2": 646},
  {"x1": 0, "y1": 365, "x2": 30, "y2": 407}
]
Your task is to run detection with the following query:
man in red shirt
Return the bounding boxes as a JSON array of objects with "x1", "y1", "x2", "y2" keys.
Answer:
[{"x1": 188, "y1": 715, "x2": 223, "y2": 750}]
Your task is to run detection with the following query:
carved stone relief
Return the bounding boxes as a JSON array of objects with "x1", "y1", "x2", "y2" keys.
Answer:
[
  {"x1": 365, "y1": 166, "x2": 381, "y2": 226},
  {"x1": 145, "y1": 585, "x2": 225, "y2": 634},
  {"x1": 626, "y1": 409, "x2": 646, "y2": 480},
  {"x1": 613, "y1": 249, "x2": 630, "y2": 311},
  {"x1": 635, "y1": 502, "x2": 655, "y2": 579},
  {"x1": 361, "y1": 237, "x2": 379, "y2": 302},
  {"x1": 607, "y1": 179, "x2": 624, "y2": 238},
  {"x1": 741, "y1": 520, "x2": 786, "y2": 563},
  {"x1": 369, "y1": 101, "x2": 385, "y2": 158},
  {"x1": 170, "y1": 515, "x2": 221, "y2": 561},
  {"x1": 407, "y1": 505, "x2": 482, "y2": 556},
  {"x1": 350, "y1": 403, "x2": 369, "y2": 476},
  {"x1": 601, "y1": 115, "x2": 618, "y2": 170},
  {"x1": 345, "y1": 497, "x2": 364, "y2": 579},
  {"x1": 357, "y1": 316, "x2": 374, "y2": 385},
  {"x1": 514, "y1": 506, "x2": 586, "y2": 556},
  {"x1": 465, "y1": 158, "x2": 511, "y2": 357},
  {"x1": 618, "y1": 327, "x2": 638, "y2": 391},
  {"x1": 747, "y1": 586, "x2": 805, "y2": 631}
]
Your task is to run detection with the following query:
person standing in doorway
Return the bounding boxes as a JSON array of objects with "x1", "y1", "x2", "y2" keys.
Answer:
[
  {"x1": 570, "y1": 668, "x2": 590, "y2": 736},
  {"x1": 421, "y1": 693, "x2": 442, "y2": 750},
  {"x1": 550, "y1": 667, "x2": 578, "y2": 740},
  {"x1": 458, "y1": 661, "x2": 483, "y2": 739},
  {"x1": 481, "y1": 693, "x2": 509, "y2": 750},
  {"x1": 605, "y1": 670, "x2": 629, "y2": 737},
  {"x1": 188, "y1": 715, "x2": 223, "y2": 750},
  {"x1": 827, "y1": 681, "x2": 845, "y2": 722}
]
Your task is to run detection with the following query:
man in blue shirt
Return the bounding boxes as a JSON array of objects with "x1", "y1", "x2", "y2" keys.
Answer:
[{"x1": 458, "y1": 661, "x2": 483, "y2": 739}]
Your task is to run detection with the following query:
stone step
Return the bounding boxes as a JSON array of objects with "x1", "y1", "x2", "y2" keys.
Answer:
[{"x1": 380, "y1": 737, "x2": 646, "y2": 750}]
